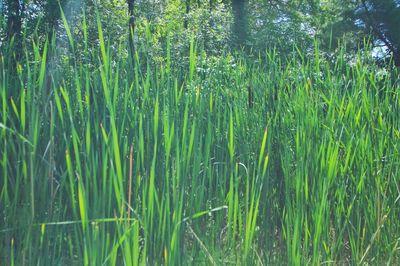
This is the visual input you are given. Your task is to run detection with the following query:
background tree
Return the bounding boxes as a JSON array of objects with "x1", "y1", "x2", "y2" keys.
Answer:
[
  {"x1": 358, "y1": 0, "x2": 400, "y2": 66},
  {"x1": 231, "y1": 0, "x2": 248, "y2": 47},
  {"x1": 311, "y1": 0, "x2": 400, "y2": 67},
  {"x1": 1, "y1": 0, "x2": 399, "y2": 67},
  {"x1": 184, "y1": 0, "x2": 190, "y2": 29},
  {"x1": 6, "y1": 0, "x2": 22, "y2": 59},
  {"x1": 128, "y1": 0, "x2": 135, "y2": 55}
]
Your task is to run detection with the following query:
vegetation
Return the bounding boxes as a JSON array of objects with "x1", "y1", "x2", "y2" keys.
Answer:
[{"x1": 1, "y1": 0, "x2": 400, "y2": 265}]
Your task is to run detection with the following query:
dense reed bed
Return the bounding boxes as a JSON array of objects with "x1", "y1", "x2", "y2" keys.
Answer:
[{"x1": 1, "y1": 21, "x2": 400, "y2": 265}]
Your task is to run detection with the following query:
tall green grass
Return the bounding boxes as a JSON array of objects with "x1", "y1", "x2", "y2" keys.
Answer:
[{"x1": 1, "y1": 20, "x2": 399, "y2": 265}]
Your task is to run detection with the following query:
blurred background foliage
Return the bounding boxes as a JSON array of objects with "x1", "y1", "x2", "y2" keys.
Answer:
[{"x1": 1, "y1": 0, "x2": 400, "y2": 70}]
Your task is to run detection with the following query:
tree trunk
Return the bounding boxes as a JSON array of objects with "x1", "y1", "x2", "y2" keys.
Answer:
[
  {"x1": 394, "y1": 50, "x2": 400, "y2": 67},
  {"x1": 127, "y1": 0, "x2": 135, "y2": 56},
  {"x1": 231, "y1": 0, "x2": 247, "y2": 47},
  {"x1": 44, "y1": 1, "x2": 61, "y2": 46},
  {"x1": 6, "y1": 0, "x2": 22, "y2": 99},
  {"x1": 43, "y1": 1, "x2": 62, "y2": 96},
  {"x1": 184, "y1": 0, "x2": 190, "y2": 29},
  {"x1": 6, "y1": 0, "x2": 22, "y2": 60}
]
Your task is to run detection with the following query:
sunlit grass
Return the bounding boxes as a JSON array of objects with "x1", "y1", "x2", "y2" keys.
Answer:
[{"x1": 0, "y1": 18, "x2": 399, "y2": 265}]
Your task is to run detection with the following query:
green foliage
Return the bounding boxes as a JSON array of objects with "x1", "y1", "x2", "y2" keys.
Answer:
[
  {"x1": 1, "y1": 1, "x2": 400, "y2": 265},
  {"x1": 1, "y1": 16, "x2": 400, "y2": 264},
  {"x1": 2, "y1": 0, "x2": 400, "y2": 68}
]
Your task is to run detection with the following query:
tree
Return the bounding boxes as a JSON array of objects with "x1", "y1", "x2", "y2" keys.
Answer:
[
  {"x1": 312, "y1": 0, "x2": 400, "y2": 67},
  {"x1": 128, "y1": 0, "x2": 135, "y2": 55},
  {"x1": 43, "y1": 0, "x2": 64, "y2": 45},
  {"x1": 184, "y1": 0, "x2": 190, "y2": 29},
  {"x1": 358, "y1": 0, "x2": 400, "y2": 66},
  {"x1": 6, "y1": 0, "x2": 22, "y2": 60},
  {"x1": 231, "y1": 0, "x2": 248, "y2": 47}
]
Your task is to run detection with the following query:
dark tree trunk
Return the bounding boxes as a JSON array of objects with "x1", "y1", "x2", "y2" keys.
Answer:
[
  {"x1": 231, "y1": 0, "x2": 247, "y2": 47},
  {"x1": 6, "y1": 0, "x2": 22, "y2": 99},
  {"x1": 44, "y1": 1, "x2": 61, "y2": 46},
  {"x1": 43, "y1": 1, "x2": 61, "y2": 96},
  {"x1": 127, "y1": 0, "x2": 135, "y2": 56},
  {"x1": 184, "y1": 0, "x2": 190, "y2": 29},
  {"x1": 394, "y1": 52, "x2": 400, "y2": 67},
  {"x1": 6, "y1": 0, "x2": 22, "y2": 60}
]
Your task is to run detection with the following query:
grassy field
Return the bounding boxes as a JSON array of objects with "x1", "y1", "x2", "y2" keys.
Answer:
[{"x1": 1, "y1": 23, "x2": 400, "y2": 265}]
